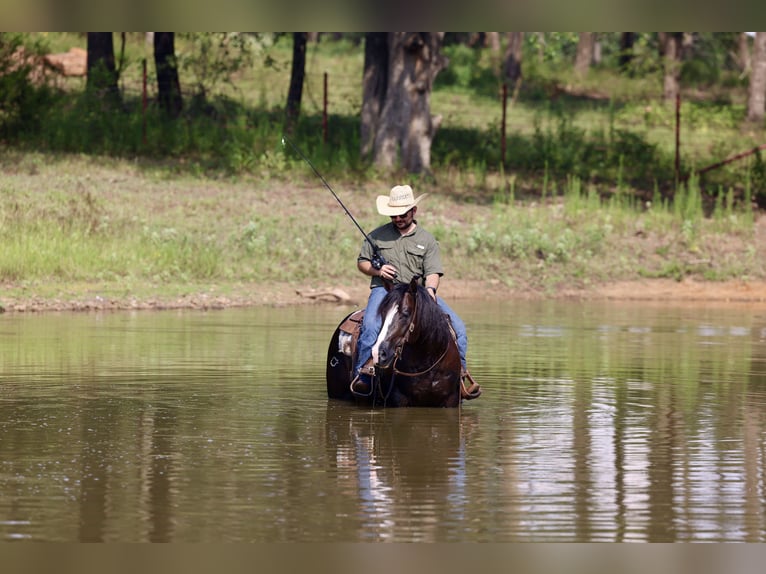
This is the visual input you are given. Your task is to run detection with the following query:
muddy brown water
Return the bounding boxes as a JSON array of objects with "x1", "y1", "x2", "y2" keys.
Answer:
[{"x1": 1, "y1": 300, "x2": 765, "y2": 542}]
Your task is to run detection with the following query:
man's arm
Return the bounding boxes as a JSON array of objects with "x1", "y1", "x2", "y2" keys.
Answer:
[
  {"x1": 424, "y1": 273, "x2": 440, "y2": 300},
  {"x1": 357, "y1": 259, "x2": 379, "y2": 277}
]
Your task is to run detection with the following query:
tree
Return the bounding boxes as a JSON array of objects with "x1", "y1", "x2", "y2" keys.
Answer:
[
  {"x1": 619, "y1": 33, "x2": 636, "y2": 74},
  {"x1": 153, "y1": 32, "x2": 182, "y2": 118},
  {"x1": 503, "y1": 32, "x2": 524, "y2": 88},
  {"x1": 659, "y1": 32, "x2": 683, "y2": 102},
  {"x1": 747, "y1": 32, "x2": 766, "y2": 124},
  {"x1": 736, "y1": 32, "x2": 752, "y2": 76},
  {"x1": 486, "y1": 32, "x2": 501, "y2": 53},
  {"x1": 372, "y1": 33, "x2": 447, "y2": 175},
  {"x1": 285, "y1": 32, "x2": 307, "y2": 132},
  {"x1": 574, "y1": 33, "x2": 595, "y2": 76},
  {"x1": 86, "y1": 32, "x2": 120, "y2": 106},
  {"x1": 361, "y1": 33, "x2": 388, "y2": 159}
]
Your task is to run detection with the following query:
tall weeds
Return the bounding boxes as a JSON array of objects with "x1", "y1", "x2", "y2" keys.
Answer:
[{"x1": 0, "y1": 34, "x2": 763, "y2": 293}]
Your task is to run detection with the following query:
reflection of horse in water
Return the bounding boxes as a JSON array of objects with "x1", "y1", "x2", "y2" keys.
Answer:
[
  {"x1": 324, "y1": 402, "x2": 479, "y2": 539},
  {"x1": 326, "y1": 278, "x2": 464, "y2": 407}
]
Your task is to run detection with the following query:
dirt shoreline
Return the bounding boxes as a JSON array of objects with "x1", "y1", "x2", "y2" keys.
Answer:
[{"x1": 2, "y1": 278, "x2": 766, "y2": 313}]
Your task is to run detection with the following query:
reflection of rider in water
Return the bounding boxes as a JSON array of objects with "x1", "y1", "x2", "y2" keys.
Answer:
[
  {"x1": 352, "y1": 184, "x2": 478, "y2": 398},
  {"x1": 327, "y1": 406, "x2": 475, "y2": 538}
]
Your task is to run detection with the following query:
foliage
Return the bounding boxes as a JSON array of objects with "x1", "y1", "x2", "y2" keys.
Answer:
[
  {"x1": 0, "y1": 154, "x2": 759, "y2": 293},
  {"x1": 176, "y1": 33, "x2": 266, "y2": 104},
  {"x1": 0, "y1": 31, "x2": 761, "y2": 302},
  {"x1": 0, "y1": 32, "x2": 764, "y2": 213},
  {"x1": 0, "y1": 34, "x2": 56, "y2": 138},
  {"x1": 435, "y1": 43, "x2": 500, "y2": 98}
]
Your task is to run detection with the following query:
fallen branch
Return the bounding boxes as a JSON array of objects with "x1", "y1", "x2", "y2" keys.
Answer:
[
  {"x1": 683, "y1": 143, "x2": 766, "y2": 182},
  {"x1": 295, "y1": 287, "x2": 353, "y2": 303}
]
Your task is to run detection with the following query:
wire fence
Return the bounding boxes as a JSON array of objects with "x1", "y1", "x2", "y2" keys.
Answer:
[{"x1": 114, "y1": 59, "x2": 764, "y2": 181}]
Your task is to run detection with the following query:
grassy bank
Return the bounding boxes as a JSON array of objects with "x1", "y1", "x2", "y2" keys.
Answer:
[
  {"x1": 2, "y1": 35, "x2": 766, "y2": 310},
  {"x1": 0, "y1": 152, "x2": 763, "y2": 311}
]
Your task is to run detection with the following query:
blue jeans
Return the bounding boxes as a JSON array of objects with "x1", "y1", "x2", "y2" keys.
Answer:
[{"x1": 353, "y1": 286, "x2": 468, "y2": 376}]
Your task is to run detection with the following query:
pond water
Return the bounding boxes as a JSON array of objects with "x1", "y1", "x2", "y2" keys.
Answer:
[{"x1": 1, "y1": 300, "x2": 766, "y2": 542}]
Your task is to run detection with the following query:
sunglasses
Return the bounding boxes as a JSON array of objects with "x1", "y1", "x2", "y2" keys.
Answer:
[{"x1": 390, "y1": 209, "x2": 413, "y2": 220}]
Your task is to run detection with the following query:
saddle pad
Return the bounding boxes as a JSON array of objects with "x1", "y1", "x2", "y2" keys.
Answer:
[{"x1": 339, "y1": 309, "x2": 364, "y2": 335}]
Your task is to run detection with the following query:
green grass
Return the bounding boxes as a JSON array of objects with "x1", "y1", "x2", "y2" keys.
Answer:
[
  {"x1": 1, "y1": 34, "x2": 764, "y2": 299},
  {"x1": 1, "y1": 152, "x2": 760, "y2": 295}
]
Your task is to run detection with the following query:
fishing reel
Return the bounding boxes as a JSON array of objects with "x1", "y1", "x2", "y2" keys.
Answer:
[
  {"x1": 371, "y1": 252, "x2": 386, "y2": 270},
  {"x1": 372, "y1": 252, "x2": 397, "y2": 283}
]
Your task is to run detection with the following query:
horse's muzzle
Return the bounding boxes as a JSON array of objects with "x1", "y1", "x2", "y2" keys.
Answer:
[{"x1": 374, "y1": 344, "x2": 395, "y2": 370}]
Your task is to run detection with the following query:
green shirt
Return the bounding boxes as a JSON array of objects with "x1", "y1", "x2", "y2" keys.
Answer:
[{"x1": 358, "y1": 222, "x2": 443, "y2": 289}]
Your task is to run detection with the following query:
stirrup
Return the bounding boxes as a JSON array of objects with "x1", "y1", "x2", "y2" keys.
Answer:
[
  {"x1": 350, "y1": 373, "x2": 374, "y2": 397},
  {"x1": 350, "y1": 362, "x2": 375, "y2": 397},
  {"x1": 460, "y1": 369, "x2": 482, "y2": 400}
]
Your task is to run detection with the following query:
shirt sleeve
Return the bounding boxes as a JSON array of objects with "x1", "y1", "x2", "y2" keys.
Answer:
[
  {"x1": 358, "y1": 225, "x2": 382, "y2": 262},
  {"x1": 358, "y1": 237, "x2": 373, "y2": 262},
  {"x1": 421, "y1": 234, "x2": 444, "y2": 277}
]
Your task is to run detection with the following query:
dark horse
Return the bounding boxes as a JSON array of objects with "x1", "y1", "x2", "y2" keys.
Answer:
[{"x1": 326, "y1": 277, "x2": 463, "y2": 407}]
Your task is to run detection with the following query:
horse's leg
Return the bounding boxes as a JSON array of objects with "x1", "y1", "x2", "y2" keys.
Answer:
[{"x1": 387, "y1": 389, "x2": 409, "y2": 407}]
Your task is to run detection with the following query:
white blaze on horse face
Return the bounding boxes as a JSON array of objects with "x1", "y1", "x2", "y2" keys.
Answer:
[{"x1": 372, "y1": 303, "x2": 399, "y2": 364}]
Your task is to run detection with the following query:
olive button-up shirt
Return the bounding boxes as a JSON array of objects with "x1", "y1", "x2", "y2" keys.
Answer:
[{"x1": 358, "y1": 222, "x2": 443, "y2": 289}]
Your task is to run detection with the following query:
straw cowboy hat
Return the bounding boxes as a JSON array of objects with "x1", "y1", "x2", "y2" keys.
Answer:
[{"x1": 376, "y1": 185, "x2": 428, "y2": 216}]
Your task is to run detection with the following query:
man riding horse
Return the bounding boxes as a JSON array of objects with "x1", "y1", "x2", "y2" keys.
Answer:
[{"x1": 352, "y1": 184, "x2": 480, "y2": 400}]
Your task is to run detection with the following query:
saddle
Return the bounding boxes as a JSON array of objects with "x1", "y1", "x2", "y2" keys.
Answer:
[
  {"x1": 338, "y1": 309, "x2": 365, "y2": 360},
  {"x1": 338, "y1": 309, "x2": 481, "y2": 400}
]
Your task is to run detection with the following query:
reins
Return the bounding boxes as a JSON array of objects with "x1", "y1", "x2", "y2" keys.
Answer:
[
  {"x1": 359, "y1": 285, "x2": 463, "y2": 407},
  {"x1": 391, "y1": 341, "x2": 451, "y2": 377},
  {"x1": 389, "y1": 292, "x2": 453, "y2": 378}
]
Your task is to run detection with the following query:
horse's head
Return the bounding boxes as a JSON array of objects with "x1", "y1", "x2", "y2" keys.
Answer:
[{"x1": 372, "y1": 277, "x2": 450, "y2": 370}]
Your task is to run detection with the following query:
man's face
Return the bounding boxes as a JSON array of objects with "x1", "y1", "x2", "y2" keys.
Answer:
[{"x1": 390, "y1": 207, "x2": 415, "y2": 230}]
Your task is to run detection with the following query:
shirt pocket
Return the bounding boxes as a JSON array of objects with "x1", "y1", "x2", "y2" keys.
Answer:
[
  {"x1": 404, "y1": 244, "x2": 427, "y2": 275},
  {"x1": 375, "y1": 240, "x2": 396, "y2": 256}
]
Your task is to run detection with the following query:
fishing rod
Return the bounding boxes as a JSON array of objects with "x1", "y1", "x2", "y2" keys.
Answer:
[{"x1": 281, "y1": 134, "x2": 387, "y2": 270}]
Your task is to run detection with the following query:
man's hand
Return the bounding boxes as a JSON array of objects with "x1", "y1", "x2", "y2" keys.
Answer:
[{"x1": 379, "y1": 264, "x2": 398, "y2": 281}]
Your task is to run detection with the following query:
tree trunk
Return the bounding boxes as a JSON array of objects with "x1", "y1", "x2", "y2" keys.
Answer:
[
  {"x1": 86, "y1": 32, "x2": 120, "y2": 105},
  {"x1": 574, "y1": 33, "x2": 594, "y2": 76},
  {"x1": 535, "y1": 33, "x2": 545, "y2": 63},
  {"x1": 486, "y1": 32, "x2": 501, "y2": 53},
  {"x1": 503, "y1": 32, "x2": 524, "y2": 86},
  {"x1": 660, "y1": 32, "x2": 683, "y2": 102},
  {"x1": 593, "y1": 36, "x2": 602, "y2": 65},
  {"x1": 361, "y1": 33, "x2": 388, "y2": 159},
  {"x1": 747, "y1": 32, "x2": 766, "y2": 123},
  {"x1": 682, "y1": 33, "x2": 695, "y2": 60},
  {"x1": 619, "y1": 32, "x2": 635, "y2": 74},
  {"x1": 737, "y1": 32, "x2": 752, "y2": 75},
  {"x1": 373, "y1": 33, "x2": 447, "y2": 174},
  {"x1": 468, "y1": 33, "x2": 485, "y2": 48},
  {"x1": 285, "y1": 32, "x2": 307, "y2": 132},
  {"x1": 153, "y1": 32, "x2": 182, "y2": 119}
]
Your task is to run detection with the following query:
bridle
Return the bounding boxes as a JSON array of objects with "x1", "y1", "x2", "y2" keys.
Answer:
[
  {"x1": 366, "y1": 288, "x2": 458, "y2": 407},
  {"x1": 388, "y1": 292, "x2": 452, "y2": 378}
]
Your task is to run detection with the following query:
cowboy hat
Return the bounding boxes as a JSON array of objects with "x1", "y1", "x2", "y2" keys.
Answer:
[{"x1": 376, "y1": 185, "x2": 428, "y2": 216}]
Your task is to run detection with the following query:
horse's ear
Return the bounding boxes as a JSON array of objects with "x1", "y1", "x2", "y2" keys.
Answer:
[{"x1": 409, "y1": 276, "x2": 420, "y2": 293}]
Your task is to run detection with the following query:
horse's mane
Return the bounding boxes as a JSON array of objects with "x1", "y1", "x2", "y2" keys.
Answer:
[{"x1": 379, "y1": 282, "x2": 453, "y2": 350}]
